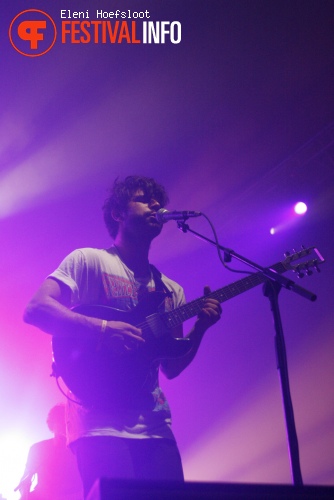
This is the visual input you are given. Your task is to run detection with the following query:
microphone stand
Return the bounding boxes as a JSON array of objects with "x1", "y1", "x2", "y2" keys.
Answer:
[{"x1": 177, "y1": 221, "x2": 317, "y2": 486}]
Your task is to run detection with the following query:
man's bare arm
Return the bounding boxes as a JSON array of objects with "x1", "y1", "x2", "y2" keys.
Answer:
[
  {"x1": 160, "y1": 286, "x2": 222, "y2": 379},
  {"x1": 24, "y1": 278, "x2": 144, "y2": 347}
]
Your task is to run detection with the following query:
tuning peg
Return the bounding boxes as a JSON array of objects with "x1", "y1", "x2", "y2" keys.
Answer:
[
  {"x1": 284, "y1": 251, "x2": 290, "y2": 258},
  {"x1": 293, "y1": 265, "x2": 305, "y2": 278},
  {"x1": 306, "y1": 268, "x2": 313, "y2": 276}
]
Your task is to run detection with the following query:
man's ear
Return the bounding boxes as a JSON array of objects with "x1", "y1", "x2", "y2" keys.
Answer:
[{"x1": 111, "y1": 209, "x2": 124, "y2": 222}]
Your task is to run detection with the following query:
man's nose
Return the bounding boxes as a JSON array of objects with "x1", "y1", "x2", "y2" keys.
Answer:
[{"x1": 149, "y1": 198, "x2": 161, "y2": 210}]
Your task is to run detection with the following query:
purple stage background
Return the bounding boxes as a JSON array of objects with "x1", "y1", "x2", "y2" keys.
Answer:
[{"x1": 1, "y1": 1, "x2": 333, "y2": 496}]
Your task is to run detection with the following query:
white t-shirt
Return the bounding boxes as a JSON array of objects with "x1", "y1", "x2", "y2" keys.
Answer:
[{"x1": 49, "y1": 247, "x2": 186, "y2": 443}]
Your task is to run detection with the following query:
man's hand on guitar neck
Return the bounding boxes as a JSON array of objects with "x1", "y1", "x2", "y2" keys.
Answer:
[
  {"x1": 161, "y1": 285, "x2": 222, "y2": 379},
  {"x1": 195, "y1": 285, "x2": 222, "y2": 333}
]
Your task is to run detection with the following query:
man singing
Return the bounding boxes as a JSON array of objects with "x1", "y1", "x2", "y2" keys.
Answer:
[{"x1": 24, "y1": 175, "x2": 222, "y2": 497}]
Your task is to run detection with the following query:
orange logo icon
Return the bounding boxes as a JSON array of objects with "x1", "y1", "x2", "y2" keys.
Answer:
[{"x1": 9, "y1": 9, "x2": 57, "y2": 57}]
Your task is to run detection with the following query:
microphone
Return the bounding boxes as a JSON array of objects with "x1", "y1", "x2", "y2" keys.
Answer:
[{"x1": 155, "y1": 208, "x2": 202, "y2": 223}]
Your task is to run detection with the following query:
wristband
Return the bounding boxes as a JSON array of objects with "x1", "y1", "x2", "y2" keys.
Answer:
[
  {"x1": 96, "y1": 320, "x2": 108, "y2": 350},
  {"x1": 101, "y1": 320, "x2": 108, "y2": 334}
]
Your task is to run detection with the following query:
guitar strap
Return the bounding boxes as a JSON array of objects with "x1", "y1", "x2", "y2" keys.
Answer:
[{"x1": 150, "y1": 264, "x2": 174, "y2": 299}]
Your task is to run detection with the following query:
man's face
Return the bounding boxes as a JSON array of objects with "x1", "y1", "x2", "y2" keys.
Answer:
[{"x1": 119, "y1": 189, "x2": 163, "y2": 240}]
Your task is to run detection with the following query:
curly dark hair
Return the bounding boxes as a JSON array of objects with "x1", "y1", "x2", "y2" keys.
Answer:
[{"x1": 103, "y1": 175, "x2": 169, "y2": 238}]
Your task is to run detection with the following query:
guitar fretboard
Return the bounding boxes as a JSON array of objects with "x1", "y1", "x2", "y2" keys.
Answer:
[{"x1": 162, "y1": 261, "x2": 287, "y2": 329}]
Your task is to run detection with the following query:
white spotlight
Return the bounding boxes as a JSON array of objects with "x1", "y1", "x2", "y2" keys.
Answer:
[{"x1": 294, "y1": 202, "x2": 307, "y2": 215}]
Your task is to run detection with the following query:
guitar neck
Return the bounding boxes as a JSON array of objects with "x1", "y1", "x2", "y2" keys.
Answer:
[{"x1": 162, "y1": 261, "x2": 287, "y2": 329}]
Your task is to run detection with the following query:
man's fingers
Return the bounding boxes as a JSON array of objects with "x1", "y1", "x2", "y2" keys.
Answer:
[
  {"x1": 108, "y1": 321, "x2": 145, "y2": 342},
  {"x1": 199, "y1": 285, "x2": 222, "y2": 325}
]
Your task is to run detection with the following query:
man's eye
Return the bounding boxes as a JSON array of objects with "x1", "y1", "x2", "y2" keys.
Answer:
[{"x1": 134, "y1": 196, "x2": 147, "y2": 203}]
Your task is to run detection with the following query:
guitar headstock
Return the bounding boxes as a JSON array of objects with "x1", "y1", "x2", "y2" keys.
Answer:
[{"x1": 281, "y1": 246, "x2": 325, "y2": 277}]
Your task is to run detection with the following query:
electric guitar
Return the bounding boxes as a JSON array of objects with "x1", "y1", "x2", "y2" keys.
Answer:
[{"x1": 52, "y1": 247, "x2": 324, "y2": 408}]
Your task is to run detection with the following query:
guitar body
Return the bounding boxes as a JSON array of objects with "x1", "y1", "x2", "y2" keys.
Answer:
[{"x1": 52, "y1": 292, "x2": 191, "y2": 409}]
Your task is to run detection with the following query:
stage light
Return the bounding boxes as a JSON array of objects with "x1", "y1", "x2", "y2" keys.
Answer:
[
  {"x1": 294, "y1": 202, "x2": 307, "y2": 215},
  {"x1": 0, "y1": 432, "x2": 31, "y2": 500},
  {"x1": 270, "y1": 201, "x2": 308, "y2": 235}
]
